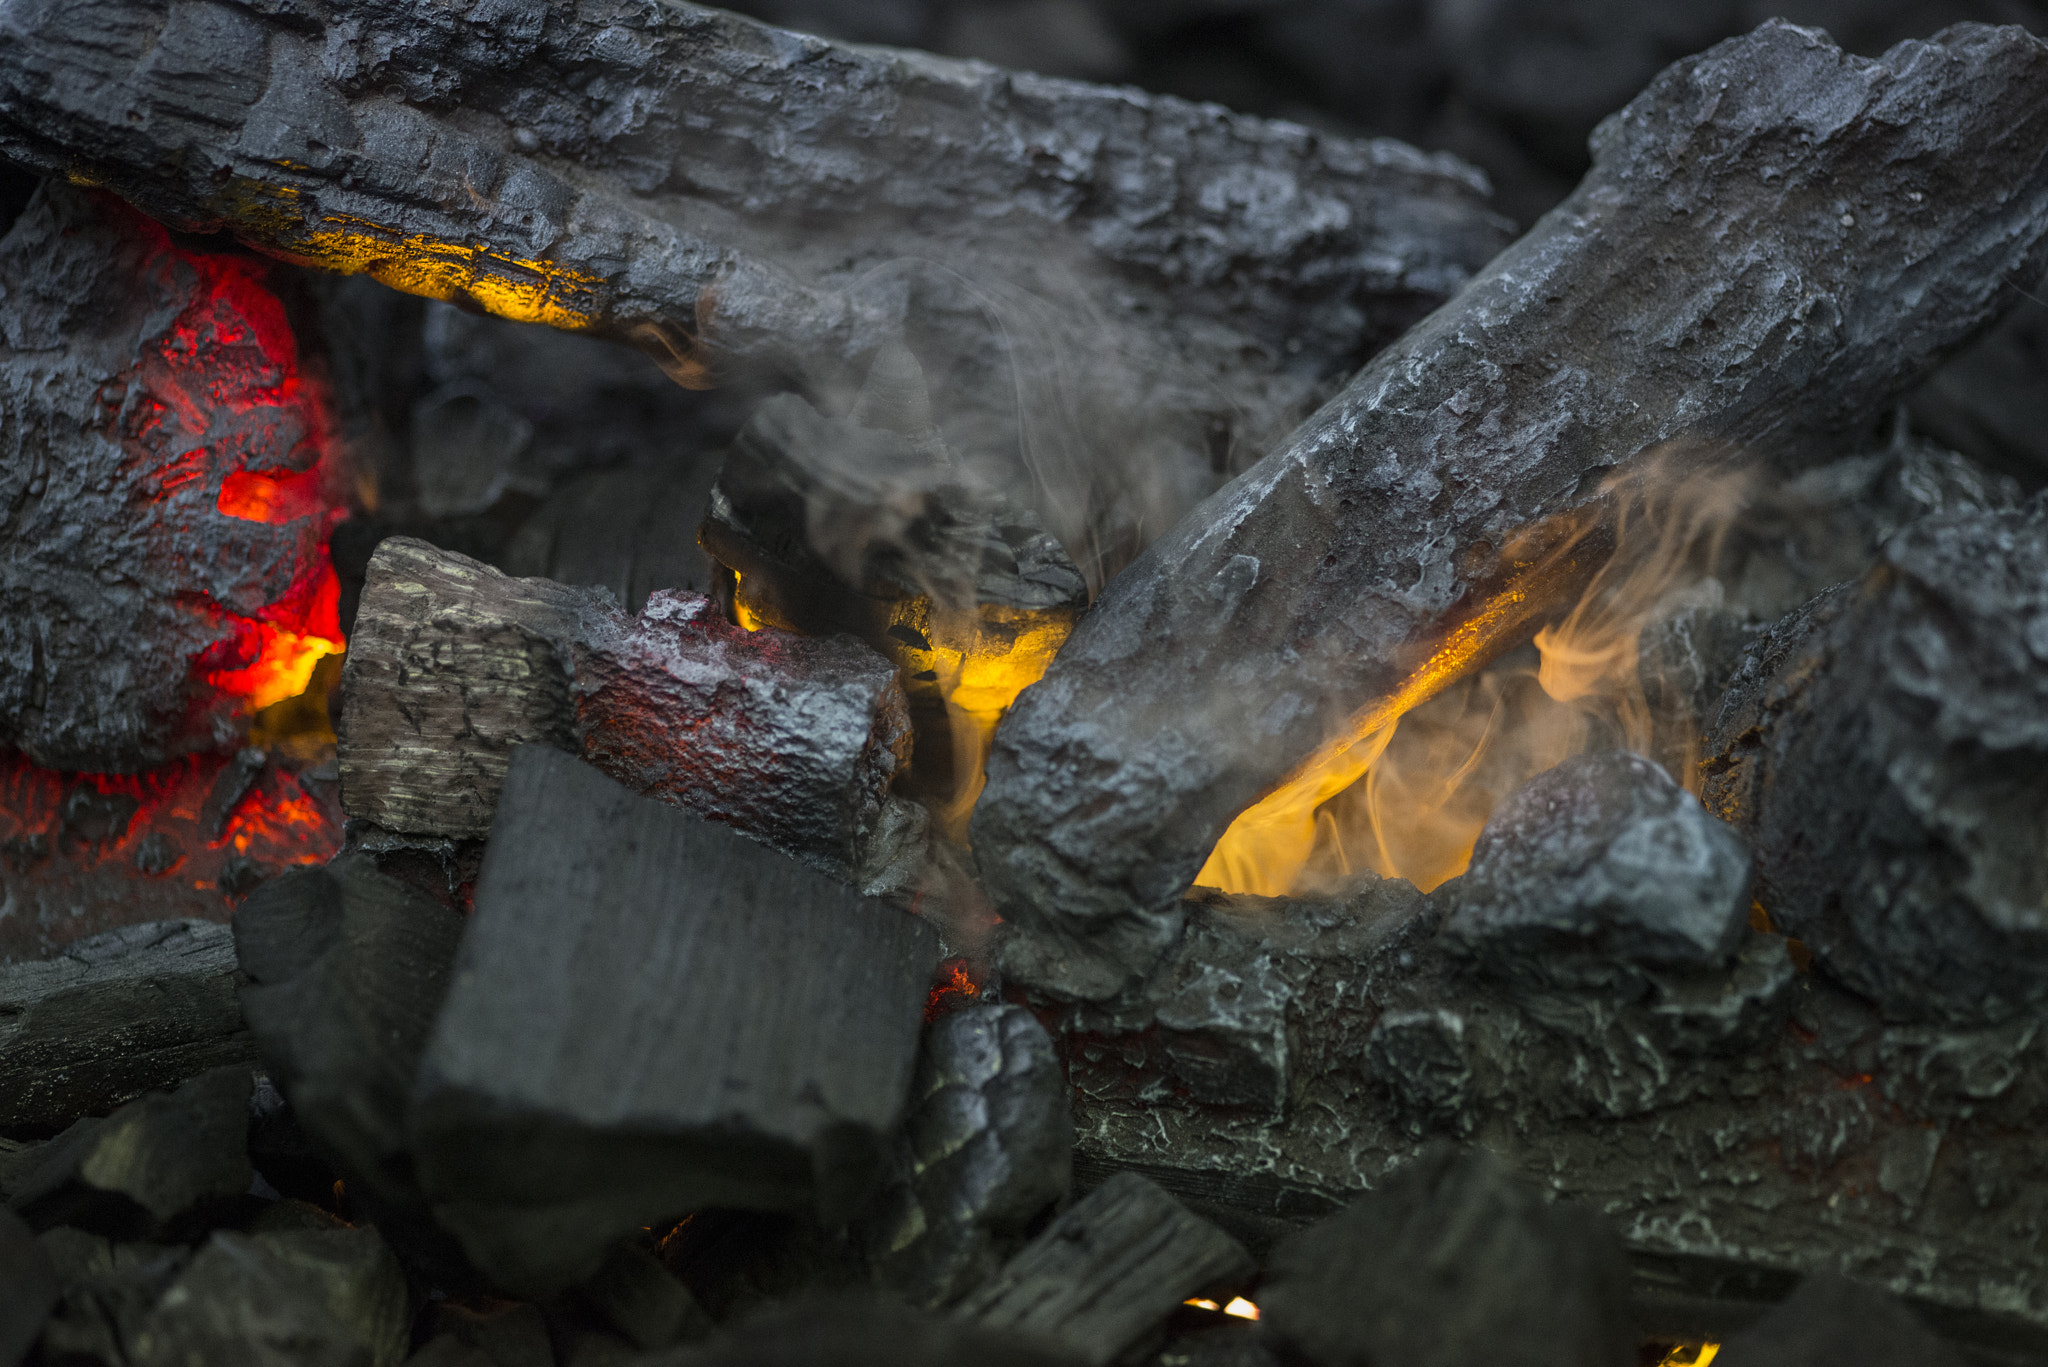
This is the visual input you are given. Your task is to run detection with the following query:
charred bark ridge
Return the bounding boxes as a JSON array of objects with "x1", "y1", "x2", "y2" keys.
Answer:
[
  {"x1": 0, "y1": 183, "x2": 341, "y2": 771},
  {"x1": 1702, "y1": 495, "x2": 2048, "y2": 1027},
  {"x1": 0, "y1": 0, "x2": 1512, "y2": 570},
  {"x1": 339, "y1": 537, "x2": 913, "y2": 879},
  {"x1": 973, "y1": 21, "x2": 2048, "y2": 998}
]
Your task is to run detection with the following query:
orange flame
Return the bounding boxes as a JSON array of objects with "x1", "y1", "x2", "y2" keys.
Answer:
[{"x1": 1199, "y1": 457, "x2": 1746, "y2": 896}]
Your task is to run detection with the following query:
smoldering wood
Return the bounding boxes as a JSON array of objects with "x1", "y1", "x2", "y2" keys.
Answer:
[
  {"x1": 1258, "y1": 1145, "x2": 1635, "y2": 1367},
  {"x1": 0, "y1": 0, "x2": 1513, "y2": 572},
  {"x1": 0, "y1": 183, "x2": 339, "y2": 772},
  {"x1": 954, "y1": 1171, "x2": 1254, "y2": 1367},
  {"x1": 1701, "y1": 496, "x2": 2048, "y2": 1027},
  {"x1": 0, "y1": 919, "x2": 255, "y2": 1134},
  {"x1": 408, "y1": 745, "x2": 939, "y2": 1296},
  {"x1": 858, "y1": 1003, "x2": 1074, "y2": 1308},
  {"x1": 0, "y1": 1205, "x2": 56, "y2": 1367},
  {"x1": 6, "y1": 1066, "x2": 253, "y2": 1240},
  {"x1": 1045, "y1": 873, "x2": 2048, "y2": 1351},
  {"x1": 233, "y1": 855, "x2": 474, "y2": 1286},
  {"x1": 971, "y1": 20, "x2": 2048, "y2": 999},
  {"x1": 339, "y1": 536, "x2": 914, "y2": 878}
]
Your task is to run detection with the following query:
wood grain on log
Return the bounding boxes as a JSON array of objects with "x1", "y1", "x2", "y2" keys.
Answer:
[{"x1": 972, "y1": 21, "x2": 2048, "y2": 997}]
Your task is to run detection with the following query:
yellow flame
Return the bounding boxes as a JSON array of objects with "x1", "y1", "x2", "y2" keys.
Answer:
[
  {"x1": 1199, "y1": 457, "x2": 1746, "y2": 897},
  {"x1": 1659, "y1": 1345, "x2": 1719, "y2": 1367}
]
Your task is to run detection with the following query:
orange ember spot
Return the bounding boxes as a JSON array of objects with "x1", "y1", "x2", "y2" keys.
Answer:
[
  {"x1": 202, "y1": 563, "x2": 345, "y2": 713},
  {"x1": 926, "y1": 957, "x2": 982, "y2": 1022},
  {"x1": 1183, "y1": 1298, "x2": 1260, "y2": 1321},
  {"x1": 217, "y1": 467, "x2": 329, "y2": 524}
]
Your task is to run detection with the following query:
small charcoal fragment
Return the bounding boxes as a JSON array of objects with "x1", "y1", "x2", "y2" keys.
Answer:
[
  {"x1": 1259, "y1": 1145, "x2": 1634, "y2": 1367},
  {"x1": 5, "y1": 1066, "x2": 253, "y2": 1239},
  {"x1": 956, "y1": 1171, "x2": 1253, "y2": 1367},
  {"x1": 410, "y1": 745, "x2": 939, "y2": 1294},
  {"x1": 1714, "y1": 1273, "x2": 1964, "y2": 1367},
  {"x1": 1442, "y1": 750, "x2": 1752, "y2": 991},
  {"x1": 0, "y1": 919, "x2": 254, "y2": 1133}
]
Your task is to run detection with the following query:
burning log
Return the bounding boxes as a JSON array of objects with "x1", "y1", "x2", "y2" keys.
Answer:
[
  {"x1": 339, "y1": 537, "x2": 914, "y2": 879},
  {"x1": 409, "y1": 745, "x2": 939, "y2": 1295},
  {"x1": 972, "y1": 20, "x2": 2048, "y2": 997},
  {"x1": 0, "y1": 0, "x2": 1513, "y2": 570},
  {"x1": 1258, "y1": 1146, "x2": 1635, "y2": 1367},
  {"x1": 0, "y1": 182, "x2": 346, "y2": 773},
  {"x1": 858, "y1": 1003, "x2": 1073, "y2": 1307},
  {"x1": 1701, "y1": 495, "x2": 2048, "y2": 1026},
  {"x1": 955, "y1": 1170, "x2": 1254, "y2": 1366},
  {"x1": 6, "y1": 1066, "x2": 253, "y2": 1240},
  {"x1": 0, "y1": 920, "x2": 255, "y2": 1134}
]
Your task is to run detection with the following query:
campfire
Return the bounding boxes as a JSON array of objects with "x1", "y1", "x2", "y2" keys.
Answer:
[{"x1": 3, "y1": 2, "x2": 2047, "y2": 1365}]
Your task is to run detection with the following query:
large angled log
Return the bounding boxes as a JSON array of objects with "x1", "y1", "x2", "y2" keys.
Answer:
[
  {"x1": 971, "y1": 21, "x2": 2048, "y2": 998},
  {"x1": 0, "y1": 0, "x2": 1511, "y2": 572}
]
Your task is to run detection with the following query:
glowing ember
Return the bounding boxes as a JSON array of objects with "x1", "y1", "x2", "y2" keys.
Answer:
[
  {"x1": 1200, "y1": 460, "x2": 1745, "y2": 897},
  {"x1": 925, "y1": 956, "x2": 983, "y2": 1021},
  {"x1": 1183, "y1": 1297, "x2": 1261, "y2": 1320}
]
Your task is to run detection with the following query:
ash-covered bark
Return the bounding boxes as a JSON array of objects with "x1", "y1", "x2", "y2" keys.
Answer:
[
  {"x1": 0, "y1": 183, "x2": 341, "y2": 771},
  {"x1": 0, "y1": 0, "x2": 1512, "y2": 570},
  {"x1": 1701, "y1": 496, "x2": 2048, "y2": 1027},
  {"x1": 973, "y1": 21, "x2": 2048, "y2": 997}
]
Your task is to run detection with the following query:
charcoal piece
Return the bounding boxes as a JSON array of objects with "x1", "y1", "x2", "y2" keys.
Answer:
[
  {"x1": 34, "y1": 1229, "x2": 191, "y2": 1367},
  {"x1": 1259, "y1": 1146, "x2": 1634, "y2": 1367},
  {"x1": 234, "y1": 855, "x2": 471, "y2": 1283},
  {"x1": 1714, "y1": 1274, "x2": 1963, "y2": 1367},
  {"x1": 6, "y1": 1066, "x2": 252, "y2": 1237},
  {"x1": 0, "y1": 181, "x2": 344, "y2": 772},
  {"x1": 0, "y1": 1205, "x2": 56, "y2": 1367},
  {"x1": 1442, "y1": 751, "x2": 1752, "y2": 991},
  {"x1": 0, "y1": 919, "x2": 254, "y2": 1133},
  {"x1": 1702, "y1": 496, "x2": 2048, "y2": 1025},
  {"x1": 1908, "y1": 296, "x2": 2048, "y2": 485},
  {"x1": 120, "y1": 1224, "x2": 411, "y2": 1367},
  {"x1": 409, "y1": 745, "x2": 939, "y2": 1295},
  {"x1": 416, "y1": 1300, "x2": 555, "y2": 1367},
  {"x1": 504, "y1": 464, "x2": 723, "y2": 614},
  {"x1": 0, "y1": 0, "x2": 1511, "y2": 581},
  {"x1": 860, "y1": 1004, "x2": 1073, "y2": 1307},
  {"x1": 702, "y1": 363, "x2": 1089, "y2": 809},
  {"x1": 576, "y1": 1245, "x2": 712, "y2": 1351},
  {"x1": 339, "y1": 537, "x2": 911, "y2": 877},
  {"x1": 660, "y1": 1298, "x2": 1083, "y2": 1367},
  {"x1": 657, "y1": 1207, "x2": 872, "y2": 1324},
  {"x1": 972, "y1": 20, "x2": 2048, "y2": 998},
  {"x1": 956, "y1": 1171, "x2": 1254, "y2": 1366}
]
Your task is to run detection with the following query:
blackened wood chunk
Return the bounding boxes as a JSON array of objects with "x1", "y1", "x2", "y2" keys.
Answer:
[
  {"x1": 1714, "y1": 1275, "x2": 1964, "y2": 1367},
  {"x1": 1703, "y1": 496, "x2": 2048, "y2": 1025},
  {"x1": 1443, "y1": 751, "x2": 1752, "y2": 991},
  {"x1": 575, "y1": 1245, "x2": 712, "y2": 1351},
  {"x1": 956, "y1": 1171, "x2": 1253, "y2": 1367},
  {"x1": 234, "y1": 855, "x2": 470, "y2": 1283},
  {"x1": 339, "y1": 537, "x2": 912, "y2": 877},
  {"x1": 0, "y1": 919, "x2": 254, "y2": 1132},
  {"x1": 414, "y1": 1299, "x2": 555, "y2": 1367},
  {"x1": 667, "y1": 1298, "x2": 1083, "y2": 1367},
  {"x1": 6, "y1": 1066, "x2": 252, "y2": 1238},
  {"x1": 0, "y1": 182, "x2": 342, "y2": 771},
  {"x1": 410, "y1": 746, "x2": 939, "y2": 1295},
  {"x1": 1260, "y1": 1146, "x2": 1634, "y2": 1367},
  {"x1": 34, "y1": 1229, "x2": 191, "y2": 1367},
  {"x1": 973, "y1": 21, "x2": 2048, "y2": 998},
  {"x1": 121, "y1": 1224, "x2": 410, "y2": 1367},
  {"x1": 861, "y1": 1003, "x2": 1073, "y2": 1307},
  {"x1": 0, "y1": 1205, "x2": 56, "y2": 1367},
  {"x1": 0, "y1": 0, "x2": 1511, "y2": 575},
  {"x1": 504, "y1": 464, "x2": 723, "y2": 614}
]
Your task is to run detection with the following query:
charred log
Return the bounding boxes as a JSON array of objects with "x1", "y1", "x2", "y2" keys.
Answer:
[
  {"x1": 0, "y1": 0, "x2": 1512, "y2": 570},
  {"x1": 409, "y1": 745, "x2": 939, "y2": 1295},
  {"x1": 972, "y1": 21, "x2": 2048, "y2": 997},
  {"x1": 338, "y1": 537, "x2": 914, "y2": 880},
  {"x1": 0, "y1": 920, "x2": 255, "y2": 1134},
  {"x1": 955, "y1": 1170, "x2": 1254, "y2": 1366},
  {"x1": 1700, "y1": 495, "x2": 2048, "y2": 1026},
  {"x1": 0, "y1": 182, "x2": 345, "y2": 772}
]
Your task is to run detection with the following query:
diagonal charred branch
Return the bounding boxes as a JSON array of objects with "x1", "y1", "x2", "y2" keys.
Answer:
[
  {"x1": 971, "y1": 21, "x2": 2048, "y2": 997},
  {"x1": 0, "y1": 0, "x2": 1512, "y2": 568}
]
